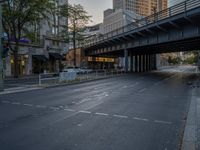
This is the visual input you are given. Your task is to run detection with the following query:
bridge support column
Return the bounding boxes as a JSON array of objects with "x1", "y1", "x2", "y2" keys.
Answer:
[
  {"x1": 135, "y1": 55, "x2": 138, "y2": 73},
  {"x1": 150, "y1": 54, "x2": 154, "y2": 71},
  {"x1": 139, "y1": 55, "x2": 142, "y2": 72},
  {"x1": 130, "y1": 52, "x2": 133, "y2": 72},
  {"x1": 143, "y1": 55, "x2": 146, "y2": 72},
  {"x1": 148, "y1": 54, "x2": 151, "y2": 71},
  {"x1": 146, "y1": 54, "x2": 149, "y2": 72},
  {"x1": 124, "y1": 49, "x2": 128, "y2": 73},
  {"x1": 153, "y1": 54, "x2": 157, "y2": 70}
]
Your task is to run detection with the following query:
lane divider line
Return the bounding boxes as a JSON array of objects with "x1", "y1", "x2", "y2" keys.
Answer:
[
  {"x1": 113, "y1": 115, "x2": 128, "y2": 119},
  {"x1": 64, "y1": 108, "x2": 75, "y2": 112},
  {"x1": 11, "y1": 102, "x2": 21, "y2": 105},
  {"x1": 133, "y1": 117, "x2": 149, "y2": 122},
  {"x1": 154, "y1": 120, "x2": 172, "y2": 125},
  {"x1": 95, "y1": 112, "x2": 109, "y2": 116},
  {"x1": 23, "y1": 104, "x2": 33, "y2": 107},
  {"x1": 1, "y1": 101, "x2": 10, "y2": 104},
  {"x1": 78, "y1": 110, "x2": 91, "y2": 114}
]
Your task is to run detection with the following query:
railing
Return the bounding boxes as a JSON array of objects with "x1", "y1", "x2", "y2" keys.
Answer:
[
  {"x1": 83, "y1": 0, "x2": 200, "y2": 48},
  {"x1": 38, "y1": 69, "x2": 125, "y2": 86}
]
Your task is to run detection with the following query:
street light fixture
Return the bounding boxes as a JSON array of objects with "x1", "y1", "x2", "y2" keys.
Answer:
[{"x1": 0, "y1": 0, "x2": 6, "y2": 92}]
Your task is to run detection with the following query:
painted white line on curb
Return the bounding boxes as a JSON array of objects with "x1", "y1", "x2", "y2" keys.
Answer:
[
  {"x1": 154, "y1": 120, "x2": 172, "y2": 125},
  {"x1": 95, "y1": 113, "x2": 109, "y2": 116},
  {"x1": 133, "y1": 117, "x2": 149, "y2": 122},
  {"x1": 64, "y1": 108, "x2": 75, "y2": 112},
  {"x1": 78, "y1": 110, "x2": 91, "y2": 114},
  {"x1": 113, "y1": 115, "x2": 128, "y2": 119}
]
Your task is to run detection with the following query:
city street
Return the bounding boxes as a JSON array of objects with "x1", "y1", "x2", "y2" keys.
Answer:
[{"x1": 0, "y1": 66, "x2": 198, "y2": 150}]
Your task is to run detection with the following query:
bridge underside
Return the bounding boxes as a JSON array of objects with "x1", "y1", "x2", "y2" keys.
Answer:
[{"x1": 84, "y1": 5, "x2": 200, "y2": 72}]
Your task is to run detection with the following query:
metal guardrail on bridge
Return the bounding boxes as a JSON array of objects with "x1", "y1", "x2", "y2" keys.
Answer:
[{"x1": 83, "y1": 0, "x2": 200, "y2": 48}]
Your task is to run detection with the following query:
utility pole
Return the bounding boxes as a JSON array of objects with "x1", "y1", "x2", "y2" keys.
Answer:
[
  {"x1": 198, "y1": 51, "x2": 200, "y2": 72},
  {"x1": 0, "y1": 0, "x2": 6, "y2": 91}
]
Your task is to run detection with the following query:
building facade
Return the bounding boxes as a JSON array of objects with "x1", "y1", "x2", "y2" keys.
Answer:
[
  {"x1": 113, "y1": 0, "x2": 168, "y2": 17},
  {"x1": 169, "y1": 0, "x2": 185, "y2": 7},
  {"x1": 4, "y1": 0, "x2": 68, "y2": 77},
  {"x1": 103, "y1": 9, "x2": 142, "y2": 34}
]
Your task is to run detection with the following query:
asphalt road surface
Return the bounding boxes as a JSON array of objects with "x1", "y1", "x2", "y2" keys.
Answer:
[{"x1": 0, "y1": 66, "x2": 198, "y2": 150}]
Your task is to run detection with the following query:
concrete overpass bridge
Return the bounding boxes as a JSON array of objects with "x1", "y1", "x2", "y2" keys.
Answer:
[{"x1": 83, "y1": 0, "x2": 200, "y2": 72}]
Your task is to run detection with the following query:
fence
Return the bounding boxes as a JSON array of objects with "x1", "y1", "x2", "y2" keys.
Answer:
[{"x1": 38, "y1": 69, "x2": 125, "y2": 86}]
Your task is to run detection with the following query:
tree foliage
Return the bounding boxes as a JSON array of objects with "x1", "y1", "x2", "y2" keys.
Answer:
[
  {"x1": 59, "y1": 3, "x2": 91, "y2": 66},
  {"x1": 2, "y1": 0, "x2": 55, "y2": 77}
]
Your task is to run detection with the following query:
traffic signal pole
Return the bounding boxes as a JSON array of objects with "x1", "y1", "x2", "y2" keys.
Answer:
[{"x1": 0, "y1": 4, "x2": 4, "y2": 91}]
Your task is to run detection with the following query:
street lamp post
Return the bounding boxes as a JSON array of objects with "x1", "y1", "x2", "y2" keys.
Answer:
[{"x1": 0, "y1": 0, "x2": 6, "y2": 92}]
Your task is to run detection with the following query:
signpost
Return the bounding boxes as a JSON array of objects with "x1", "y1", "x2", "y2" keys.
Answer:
[
  {"x1": 0, "y1": 0, "x2": 6, "y2": 92},
  {"x1": 0, "y1": 4, "x2": 3, "y2": 91}
]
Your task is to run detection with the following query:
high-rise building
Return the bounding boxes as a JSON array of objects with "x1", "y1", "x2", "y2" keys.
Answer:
[
  {"x1": 169, "y1": 0, "x2": 185, "y2": 7},
  {"x1": 113, "y1": 0, "x2": 168, "y2": 16}
]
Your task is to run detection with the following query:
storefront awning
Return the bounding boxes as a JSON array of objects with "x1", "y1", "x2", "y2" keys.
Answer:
[
  {"x1": 49, "y1": 53, "x2": 62, "y2": 59},
  {"x1": 32, "y1": 55, "x2": 48, "y2": 61}
]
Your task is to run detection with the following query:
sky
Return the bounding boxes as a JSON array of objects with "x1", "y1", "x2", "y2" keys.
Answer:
[{"x1": 68, "y1": 0, "x2": 112, "y2": 25}]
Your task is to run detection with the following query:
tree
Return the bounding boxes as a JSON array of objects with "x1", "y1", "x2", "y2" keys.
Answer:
[
  {"x1": 60, "y1": 3, "x2": 91, "y2": 67},
  {"x1": 2, "y1": 0, "x2": 55, "y2": 77}
]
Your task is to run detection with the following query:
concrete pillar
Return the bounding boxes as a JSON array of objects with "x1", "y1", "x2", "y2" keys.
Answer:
[
  {"x1": 26, "y1": 54, "x2": 32, "y2": 75},
  {"x1": 146, "y1": 54, "x2": 149, "y2": 72},
  {"x1": 124, "y1": 49, "x2": 128, "y2": 73},
  {"x1": 148, "y1": 54, "x2": 151, "y2": 71},
  {"x1": 130, "y1": 52, "x2": 133, "y2": 72},
  {"x1": 143, "y1": 55, "x2": 146, "y2": 72},
  {"x1": 139, "y1": 55, "x2": 142, "y2": 72},
  {"x1": 154, "y1": 54, "x2": 157, "y2": 70},
  {"x1": 5, "y1": 54, "x2": 11, "y2": 76},
  {"x1": 135, "y1": 55, "x2": 138, "y2": 73}
]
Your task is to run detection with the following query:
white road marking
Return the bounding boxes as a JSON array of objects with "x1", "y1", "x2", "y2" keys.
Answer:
[
  {"x1": 78, "y1": 110, "x2": 91, "y2": 114},
  {"x1": 133, "y1": 117, "x2": 149, "y2": 122},
  {"x1": 1, "y1": 101, "x2": 10, "y2": 103},
  {"x1": 76, "y1": 98, "x2": 92, "y2": 105},
  {"x1": 64, "y1": 108, "x2": 75, "y2": 112},
  {"x1": 36, "y1": 105, "x2": 46, "y2": 108},
  {"x1": 49, "y1": 107, "x2": 60, "y2": 110},
  {"x1": 12, "y1": 102, "x2": 21, "y2": 105},
  {"x1": 23, "y1": 104, "x2": 33, "y2": 107},
  {"x1": 139, "y1": 88, "x2": 147, "y2": 93},
  {"x1": 154, "y1": 120, "x2": 172, "y2": 125},
  {"x1": 121, "y1": 85, "x2": 128, "y2": 89},
  {"x1": 95, "y1": 113, "x2": 109, "y2": 116},
  {"x1": 113, "y1": 115, "x2": 128, "y2": 119}
]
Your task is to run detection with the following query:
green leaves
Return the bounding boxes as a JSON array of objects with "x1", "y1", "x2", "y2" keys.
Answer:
[
  {"x1": 59, "y1": 2, "x2": 91, "y2": 48},
  {"x1": 2, "y1": 0, "x2": 55, "y2": 49}
]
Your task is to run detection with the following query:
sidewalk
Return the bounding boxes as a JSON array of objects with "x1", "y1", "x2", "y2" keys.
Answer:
[
  {"x1": 182, "y1": 80, "x2": 200, "y2": 150},
  {"x1": 0, "y1": 85, "x2": 43, "y2": 95}
]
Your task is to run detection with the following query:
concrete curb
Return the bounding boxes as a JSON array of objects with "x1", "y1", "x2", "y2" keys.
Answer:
[{"x1": 181, "y1": 85, "x2": 199, "y2": 150}]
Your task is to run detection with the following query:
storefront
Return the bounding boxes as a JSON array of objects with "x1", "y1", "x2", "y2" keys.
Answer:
[
  {"x1": 32, "y1": 55, "x2": 48, "y2": 74},
  {"x1": 87, "y1": 57, "x2": 116, "y2": 69},
  {"x1": 48, "y1": 53, "x2": 62, "y2": 73}
]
